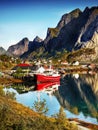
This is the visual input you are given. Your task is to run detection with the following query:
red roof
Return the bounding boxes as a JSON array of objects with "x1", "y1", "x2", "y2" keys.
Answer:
[{"x1": 17, "y1": 63, "x2": 31, "y2": 67}]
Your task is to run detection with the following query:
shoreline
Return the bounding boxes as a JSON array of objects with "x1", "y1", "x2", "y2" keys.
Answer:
[
  {"x1": 0, "y1": 74, "x2": 98, "y2": 129},
  {"x1": 69, "y1": 118, "x2": 98, "y2": 130}
]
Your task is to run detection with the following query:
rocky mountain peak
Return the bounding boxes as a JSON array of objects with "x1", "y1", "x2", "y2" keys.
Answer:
[
  {"x1": 33, "y1": 36, "x2": 43, "y2": 42},
  {"x1": 56, "y1": 8, "x2": 82, "y2": 30},
  {"x1": 83, "y1": 6, "x2": 98, "y2": 19},
  {"x1": 44, "y1": 8, "x2": 82, "y2": 45},
  {"x1": 84, "y1": 6, "x2": 98, "y2": 12},
  {"x1": 20, "y1": 36, "x2": 43, "y2": 59},
  {"x1": 0, "y1": 47, "x2": 6, "y2": 55},
  {"x1": 20, "y1": 37, "x2": 29, "y2": 45},
  {"x1": 7, "y1": 37, "x2": 29, "y2": 56},
  {"x1": 43, "y1": 6, "x2": 98, "y2": 62},
  {"x1": 6, "y1": 6, "x2": 98, "y2": 62},
  {"x1": 0, "y1": 46, "x2": 5, "y2": 51}
]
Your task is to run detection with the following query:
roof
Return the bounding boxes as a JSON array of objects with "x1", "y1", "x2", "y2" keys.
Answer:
[
  {"x1": 17, "y1": 63, "x2": 31, "y2": 67},
  {"x1": 12, "y1": 63, "x2": 32, "y2": 70}
]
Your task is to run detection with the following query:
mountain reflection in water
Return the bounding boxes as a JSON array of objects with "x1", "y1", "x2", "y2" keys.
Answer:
[
  {"x1": 9, "y1": 73, "x2": 98, "y2": 123},
  {"x1": 55, "y1": 73, "x2": 98, "y2": 120}
]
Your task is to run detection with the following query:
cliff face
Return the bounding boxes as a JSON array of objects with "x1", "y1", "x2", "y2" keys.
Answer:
[
  {"x1": 6, "y1": 6, "x2": 98, "y2": 60},
  {"x1": 28, "y1": 36, "x2": 43, "y2": 51},
  {"x1": 7, "y1": 38, "x2": 29, "y2": 56},
  {"x1": 75, "y1": 15, "x2": 98, "y2": 58},
  {"x1": 44, "y1": 8, "x2": 82, "y2": 49},
  {"x1": 44, "y1": 7, "x2": 98, "y2": 57},
  {"x1": 20, "y1": 36, "x2": 43, "y2": 59},
  {"x1": 56, "y1": 8, "x2": 82, "y2": 30}
]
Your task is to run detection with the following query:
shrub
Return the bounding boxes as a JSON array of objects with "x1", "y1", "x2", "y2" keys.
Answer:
[{"x1": 32, "y1": 98, "x2": 48, "y2": 115}]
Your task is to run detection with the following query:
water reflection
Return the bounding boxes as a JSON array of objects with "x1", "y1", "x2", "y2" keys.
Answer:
[
  {"x1": 12, "y1": 82, "x2": 35, "y2": 94},
  {"x1": 7, "y1": 73, "x2": 98, "y2": 123},
  {"x1": 55, "y1": 73, "x2": 98, "y2": 120},
  {"x1": 12, "y1": 81, "x2": 60, "y2": 95}
]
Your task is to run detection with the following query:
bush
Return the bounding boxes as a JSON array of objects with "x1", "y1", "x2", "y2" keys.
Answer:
[
  {"x1": 5, "y1": 91, "x2": 16, "y2": 100},
  {"x1": 32, "y1": 98, "x2": 48, "y2": 115}
]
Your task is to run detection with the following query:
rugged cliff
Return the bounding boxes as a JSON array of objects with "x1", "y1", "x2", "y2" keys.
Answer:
[
  {"x1": 7, "y1": 38, "x2": 29, "y2": 56},
  {"x1": 44, "y1": 7, "x2": 98, "y2": 53},
  {"x1": 20, "y1": 36, "x2": 43, "y2": 58},
  {"x1": 7, "y1": 6, "x2": 98, "y2": 61}
]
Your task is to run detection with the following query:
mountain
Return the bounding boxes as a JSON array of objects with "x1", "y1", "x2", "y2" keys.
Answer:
[
  {"x1": 56, "y1": 8, "x2": 82, "y2": 30},
  {"x1": 44, "y1": 8, "x2": 82, "y2": 47},
  {"x1": 20, "y1": 36, "x2": 43, "y2": 59},
  {"x1": 0, "y1": 47, "x2": 6, "y2": 55},
  {"x1": 28, "y1": 36, "x2": 43, "y2": 51},
  {"x1": 74, "y1": 7, "x2": 98, "y2": 51},
  {"x1": 44, "y1": 7, "x2": 98, "y2": 53},
  {"x1": 7, "y1": 38, "x2": 29, "y2": 56},
  {"x1": 7, "y1": 6, "x2": 98, "y2": 61}
]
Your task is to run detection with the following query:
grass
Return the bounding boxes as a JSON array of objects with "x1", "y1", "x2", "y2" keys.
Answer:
[
  {"x1": 66, "y1": 48, "x2": 95, "y2": 63},
  {"x1": 0, "y1": 86, "x2": 78, "y2": 130},
  {"x1": 0, "y1": 77, "x2": 22, "y2": 85},
  {"x1": 0, "y1": 93, "x2": 97, "y2": 130}
]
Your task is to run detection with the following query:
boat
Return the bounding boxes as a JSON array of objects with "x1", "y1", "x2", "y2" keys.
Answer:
[
  {"x1": 31, "y1": 63, "x2": 60, "y2": 83},
  {"x1": 35, "y1": 73, "x2": 60, "y2": 83}
]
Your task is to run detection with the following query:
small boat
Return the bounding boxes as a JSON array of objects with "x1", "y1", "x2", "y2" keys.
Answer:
[
  {"x1": 35, "y1": 73, "x2": 60, "y2": 83},
  {"x1": 32, "y1": 63, "x2": 60, "y2": 83}
]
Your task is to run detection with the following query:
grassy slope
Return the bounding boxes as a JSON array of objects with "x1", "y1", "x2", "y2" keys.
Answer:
[
  {"x1": 0, "y1": 95, "x2": 78, "y2": 130},
  {"x1": 0, "y1": 95, "x2": 98, "y2": 130}
]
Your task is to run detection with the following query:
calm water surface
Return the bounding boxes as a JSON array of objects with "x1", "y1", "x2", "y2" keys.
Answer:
[{"x1": 5, "y1": 73, "x2": 98, "y2": 124}]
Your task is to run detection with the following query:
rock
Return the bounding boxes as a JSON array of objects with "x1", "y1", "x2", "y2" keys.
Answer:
[
  {"x1": 0, "y1": 47, "x2": 6, "y2": 55},
  {"x1": 7, "y1": 38, "x2": 29, "y2": 56}
]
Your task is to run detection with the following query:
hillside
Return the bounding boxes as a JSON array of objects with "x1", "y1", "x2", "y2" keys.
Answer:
[
  {"x1": 0, "y1": 87, "x2": 98, "y2": 130},
  {"x1": 0, "y1": 89, "x2": 78, "y2": 130}
]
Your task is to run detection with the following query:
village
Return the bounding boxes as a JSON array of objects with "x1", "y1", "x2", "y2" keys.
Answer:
[{"x1": 0, "y1": 58, "x2": 98, "y2": 79}]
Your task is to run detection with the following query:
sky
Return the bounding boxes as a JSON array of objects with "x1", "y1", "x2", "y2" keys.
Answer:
[{"x1": 0, "y1": 0, "x2": 97, "y2": 50}]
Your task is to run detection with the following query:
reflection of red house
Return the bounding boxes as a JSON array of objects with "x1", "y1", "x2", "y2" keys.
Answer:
[{"x1": 11, "y1": 63, "x2": 32, "y2": 72}]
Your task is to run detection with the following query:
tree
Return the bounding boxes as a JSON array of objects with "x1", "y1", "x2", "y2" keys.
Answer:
[
  {"x1": 0, "y1": 86, "x2": 5, "y2": 96},
  {"x1": 57, "y1": 106, "x2": 66, "y2": 120},
  {"x1": 32, "y1": 98, "x2": 48, "y2": 115},
  {"x1": 53, "y1": 106, "x2": 66, "y2": 122},
  {"x1": 53, "y1": 106, "x2": 78, "y2": 130},
  {"x1": 6, "y1": 91, "x2": 16, "y2": 100},
  {"x1": 16, "y1": 67, "x2": 23, "y2": 73}
]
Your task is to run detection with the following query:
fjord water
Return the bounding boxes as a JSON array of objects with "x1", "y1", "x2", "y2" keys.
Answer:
[{"x1": 5, "y1": 73, "x2": 98, "y2": 124}]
